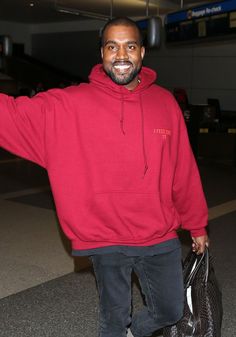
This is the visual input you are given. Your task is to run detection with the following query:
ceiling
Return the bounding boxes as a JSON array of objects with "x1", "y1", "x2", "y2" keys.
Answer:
[{"x1": 0, "y1": 0, "x2": 216, "y2": 23}]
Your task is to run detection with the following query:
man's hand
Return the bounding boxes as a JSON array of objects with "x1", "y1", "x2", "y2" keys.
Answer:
[{"x1": 192, "y1": 234, "x2": 209, "y2": 255}]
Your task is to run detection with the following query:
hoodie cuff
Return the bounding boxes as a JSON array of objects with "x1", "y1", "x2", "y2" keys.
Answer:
[{"x1": 190, "y1": 227, "x2": 207, "y2": 238}]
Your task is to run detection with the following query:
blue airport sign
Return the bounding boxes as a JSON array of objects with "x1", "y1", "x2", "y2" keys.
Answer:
[{"x1": 165, "y1": 0, "x2": 236, "y2": 24}]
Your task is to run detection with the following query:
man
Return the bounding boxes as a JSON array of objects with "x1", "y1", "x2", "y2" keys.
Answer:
[{"x1": 0, "y1": 17, "x2": 209, "y2": 337}]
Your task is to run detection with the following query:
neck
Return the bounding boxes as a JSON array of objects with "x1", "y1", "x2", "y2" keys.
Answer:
[{"x1": 125, "y1": 77, "x2": 141, "y2": 91}]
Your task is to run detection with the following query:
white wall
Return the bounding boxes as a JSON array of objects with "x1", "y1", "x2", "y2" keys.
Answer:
[
  {"x1": 145, "y1": 29, "x2": 236, "y2": 110},
  {"x1": 30, "y1": 19, "x2": 104, "y2": 35},
  {"x1": 0, "y1": 19, "x2": 105, "y2": 55}
]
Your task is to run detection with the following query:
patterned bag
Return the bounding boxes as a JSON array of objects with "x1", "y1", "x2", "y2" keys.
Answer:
[{"x1": 163, "y1": 248, "x2": 223, "y2": 337}]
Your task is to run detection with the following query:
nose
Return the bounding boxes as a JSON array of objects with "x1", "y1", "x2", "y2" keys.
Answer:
[{"x1": 116, "y1": 46, "x2": 128, "y2": 60}]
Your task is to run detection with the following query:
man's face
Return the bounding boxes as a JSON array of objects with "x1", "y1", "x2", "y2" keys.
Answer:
[{"x1": 101, "y1": 24, "x2": 145, "y2": 90}]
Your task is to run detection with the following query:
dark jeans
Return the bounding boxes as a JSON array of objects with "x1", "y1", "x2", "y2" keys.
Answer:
[{"x1": 91, "y1": 245, "x2": 184, "y2": 337}]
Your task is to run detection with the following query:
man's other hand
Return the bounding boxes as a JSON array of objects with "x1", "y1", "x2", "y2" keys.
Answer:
[{"x1": 192, "y1": 234, "x2": 209, "y2": 255}]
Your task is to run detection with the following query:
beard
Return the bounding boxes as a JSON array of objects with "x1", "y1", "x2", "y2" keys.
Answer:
[{"x1": 104, "y1": 61, "x2": 142, "y2": 85}]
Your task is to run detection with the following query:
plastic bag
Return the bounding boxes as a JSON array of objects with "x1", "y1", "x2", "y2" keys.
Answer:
[{"x1": 163, "y1": 248, "x2": 223, "y2": 337}]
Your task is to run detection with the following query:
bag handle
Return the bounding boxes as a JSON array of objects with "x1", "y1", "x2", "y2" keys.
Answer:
[{"x1": 185, "y1": 247, "x2": 209, "y2": 288}]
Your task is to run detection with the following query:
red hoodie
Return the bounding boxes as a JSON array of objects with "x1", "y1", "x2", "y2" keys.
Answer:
[{"x1": 0, "y1": 64, "x2": 208, "y2": 251}]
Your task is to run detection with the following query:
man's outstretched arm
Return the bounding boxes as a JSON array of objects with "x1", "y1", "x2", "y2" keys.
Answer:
[{"x1": 0, "y1": 92, "x2": 50, "y2": 167}]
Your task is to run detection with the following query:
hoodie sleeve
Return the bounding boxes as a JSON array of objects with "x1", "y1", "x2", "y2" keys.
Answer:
[
  {"x1": 172, "y1": 100, "x2": 208, "y2": 237},
  {"x1": 0, "y1": 92, "x2": 50, "y2": 168}
]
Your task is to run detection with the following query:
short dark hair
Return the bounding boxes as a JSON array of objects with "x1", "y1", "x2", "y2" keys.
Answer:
[{"x1": 100, "y1": 17, "x2": 144, "y2": 47}]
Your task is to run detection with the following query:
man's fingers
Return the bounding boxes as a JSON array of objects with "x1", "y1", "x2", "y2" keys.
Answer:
[{"x1": 192, "y1": 236, "x2": 209, "y2": 255}]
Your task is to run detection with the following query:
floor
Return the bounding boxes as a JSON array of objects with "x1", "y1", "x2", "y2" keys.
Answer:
[{"x1": 0, "y1": 149, "x2": 236, "y2": 336}]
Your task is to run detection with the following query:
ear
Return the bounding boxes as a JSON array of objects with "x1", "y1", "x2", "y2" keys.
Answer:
[
  {"x1": 141, "y1": 46, "x2": 145, "y2": 60},
  {"x1": 100, "y1": 47, "x2": 104, "y2": 59}
]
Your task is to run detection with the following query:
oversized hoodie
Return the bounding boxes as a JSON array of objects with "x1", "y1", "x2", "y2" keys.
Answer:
[{"x1": 0, "y1": 64, "x2": 208, "y2": 251}]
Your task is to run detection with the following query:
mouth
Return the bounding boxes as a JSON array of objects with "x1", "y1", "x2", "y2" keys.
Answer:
[{"x1": 113, "y1": 62, "x2": 132, "y2": 73}]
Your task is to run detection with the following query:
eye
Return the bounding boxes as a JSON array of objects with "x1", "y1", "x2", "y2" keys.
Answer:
[
  {"x1": 128, "y1": 45, "x2": 136, "y2": 51},
  {"x1": 107, "y1": 45, "x2": 117, "y2": 51}
]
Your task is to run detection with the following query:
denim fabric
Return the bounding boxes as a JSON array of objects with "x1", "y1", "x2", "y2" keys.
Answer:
[{"x1": 91, "y1": 244, "x2": 184, "y2": 337}]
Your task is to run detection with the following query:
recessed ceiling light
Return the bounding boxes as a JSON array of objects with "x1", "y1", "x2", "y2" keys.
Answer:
[{"x1": 29, "y1": 2, "x2": 34, "y2": 7}]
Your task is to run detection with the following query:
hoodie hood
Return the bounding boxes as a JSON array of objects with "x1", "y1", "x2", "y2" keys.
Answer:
[{"x1": 89, "y1": 63, "x2": 157, "y2": 95}]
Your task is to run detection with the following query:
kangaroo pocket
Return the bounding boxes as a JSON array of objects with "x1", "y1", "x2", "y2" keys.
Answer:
[{"x1": 79, "y1": 192, "x2": 178, "y2": 243}]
